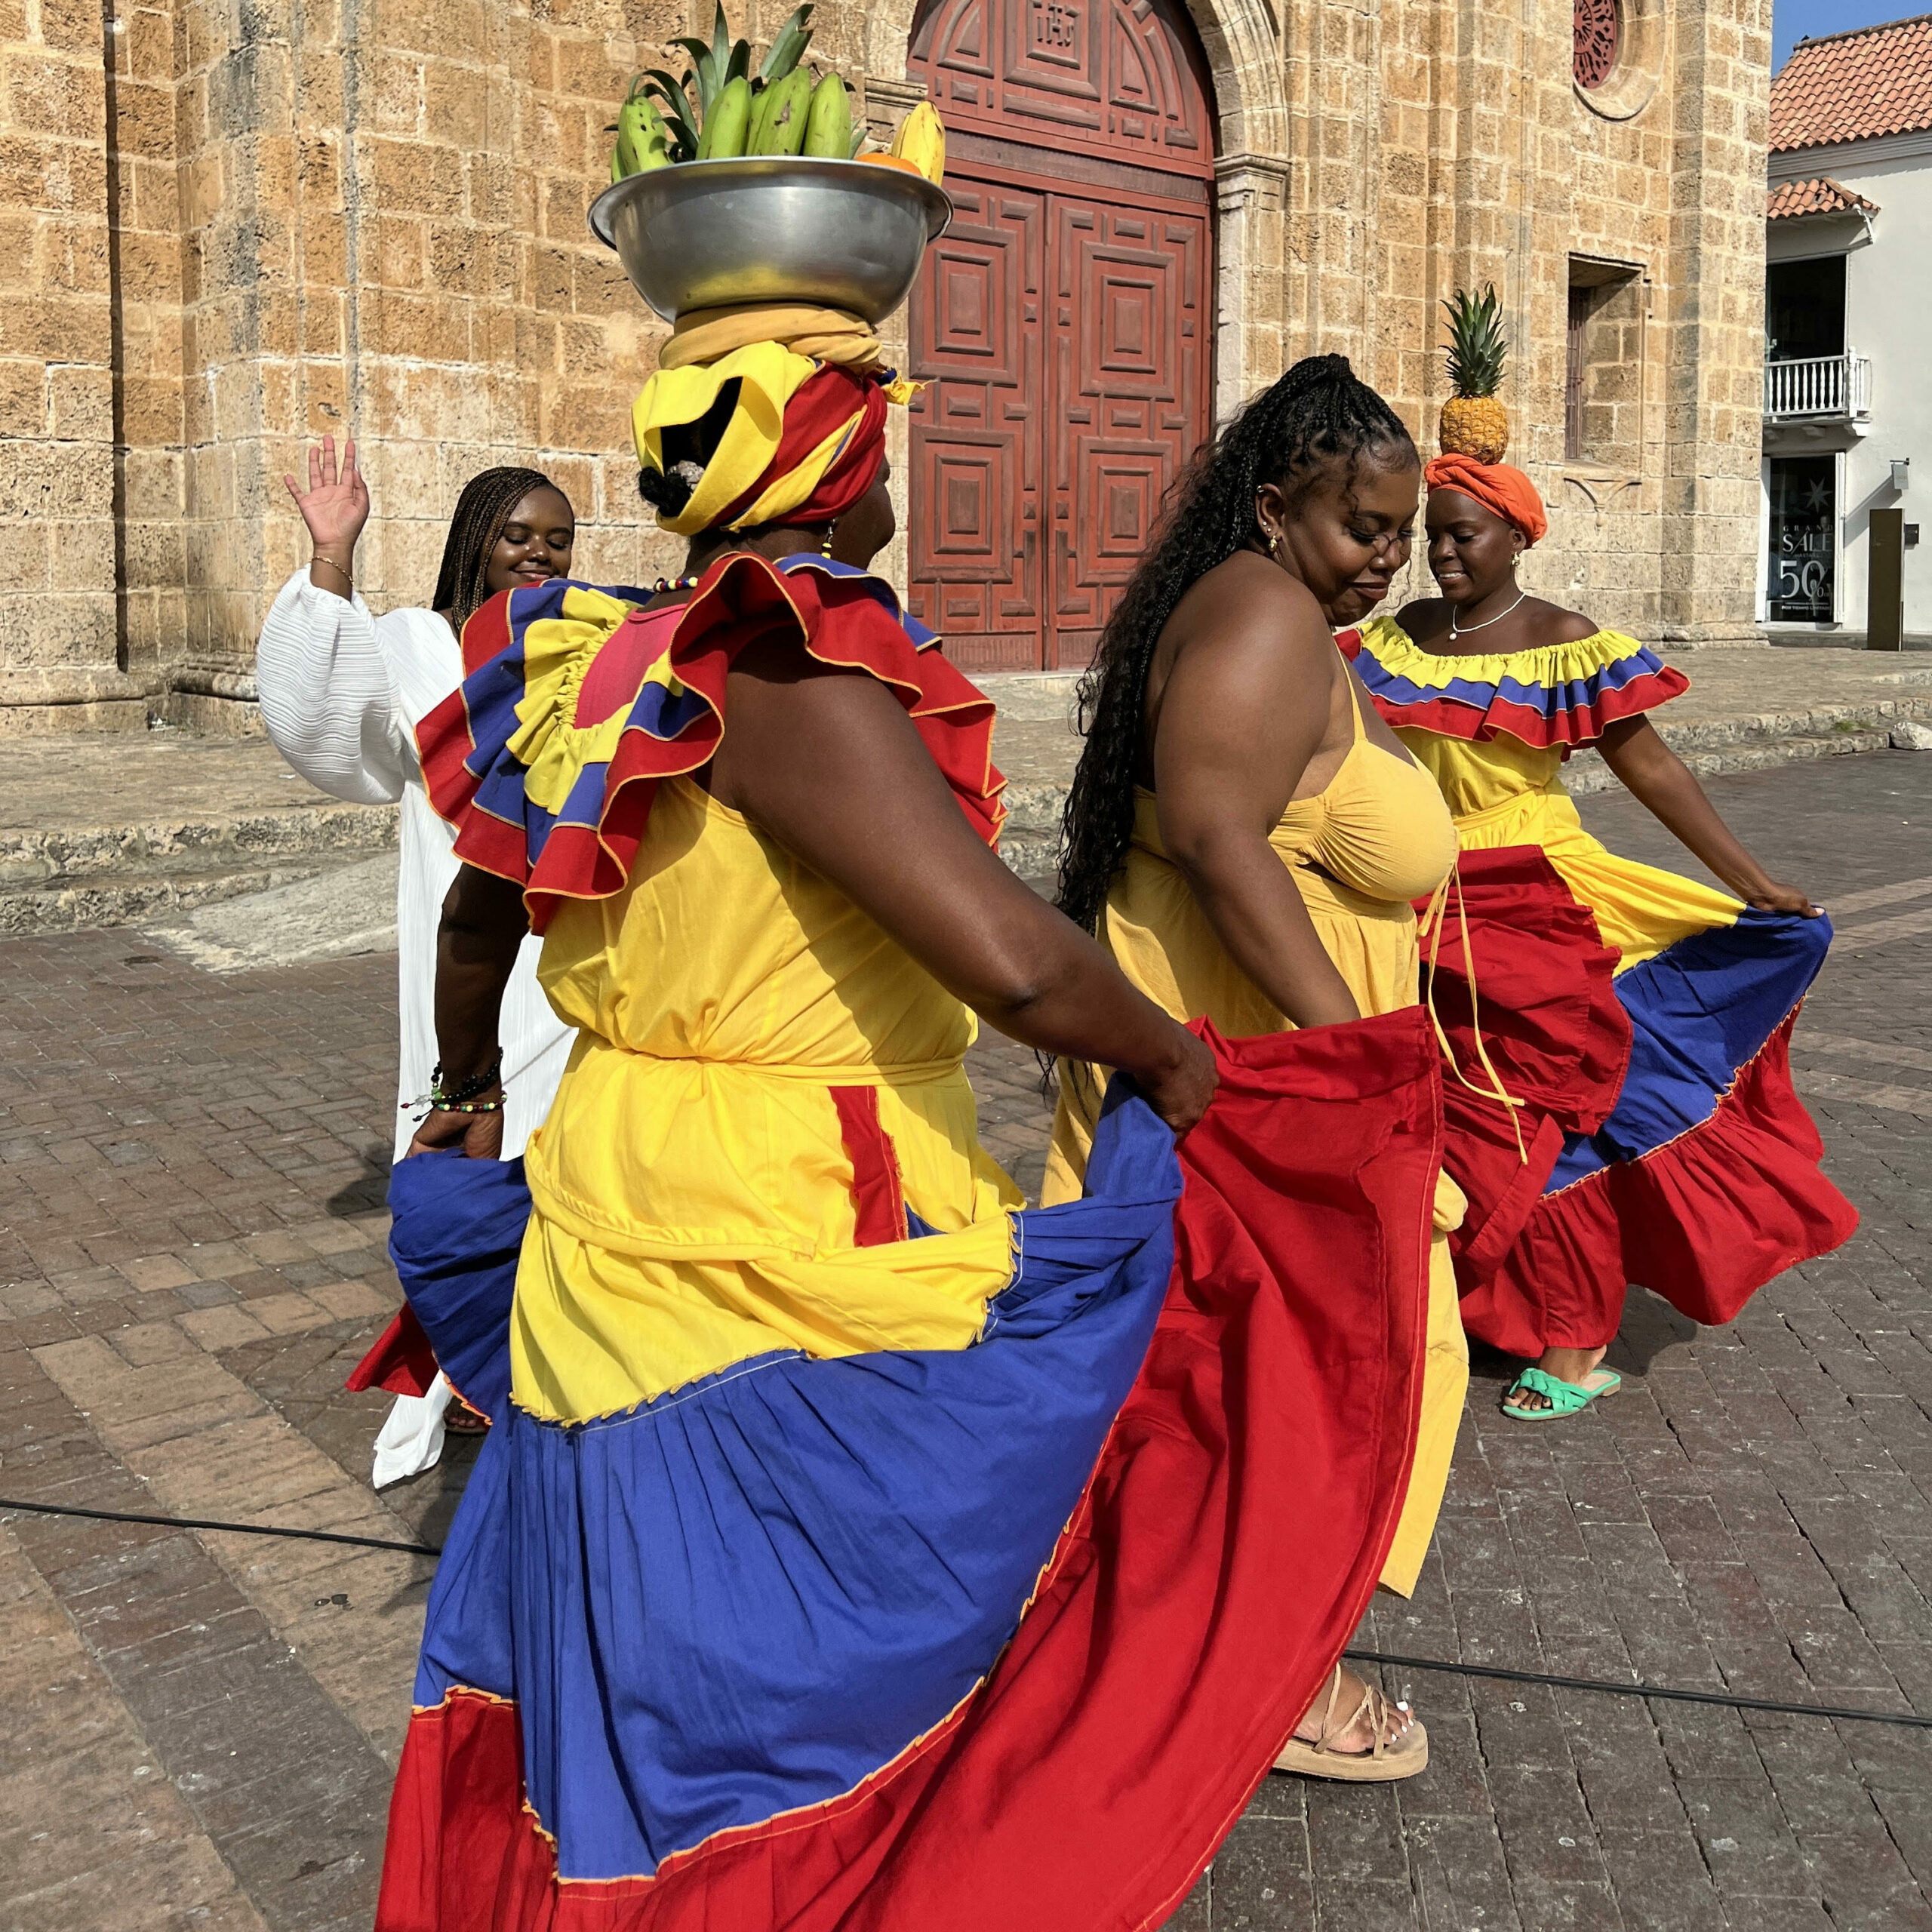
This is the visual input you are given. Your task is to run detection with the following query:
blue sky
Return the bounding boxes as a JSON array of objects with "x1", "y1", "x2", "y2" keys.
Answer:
[{"x1": 1774, "y1": 0, "x2": 1918, "y2": 69}]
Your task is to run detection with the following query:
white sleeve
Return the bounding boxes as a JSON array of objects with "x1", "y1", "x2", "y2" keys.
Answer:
[{"x1": 255, "y1": 570, "x2": 418, "y2": 804}]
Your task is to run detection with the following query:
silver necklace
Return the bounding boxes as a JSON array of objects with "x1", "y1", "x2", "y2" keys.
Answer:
[{"x1": 1449, "y1": 587, "x2": 1527, "y2": 638}]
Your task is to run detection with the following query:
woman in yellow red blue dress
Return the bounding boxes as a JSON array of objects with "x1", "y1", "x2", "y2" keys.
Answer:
[
  {"x1": 373, "y1": 318, "x2": 1461, "y2": 1930},
  {"x1": 1344, "y1": 453, "x2": 1858, "y2": 1420},
  {"x1": 1047, "y1": 355, "x2": 1485, "y2": 1705}
]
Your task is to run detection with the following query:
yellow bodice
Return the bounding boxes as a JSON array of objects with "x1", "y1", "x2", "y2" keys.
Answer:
[
  {"x1": 1398, "y1": 729, "x2": 1567, "y2": 824},
  {"x1": 1090, "y1": 675, "x2": 1459, "y2": 1038},
  {"x1": 517, "y1": 776, "x2": 1019, "y2": 1423}
]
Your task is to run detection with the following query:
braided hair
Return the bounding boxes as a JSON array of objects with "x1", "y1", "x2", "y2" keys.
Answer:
[
  {"x1": 432, "y1": 466, "x2": 565, "y2": 632},
  {"x1": 1054, "y1": 355, "x2": 1416, "y2": 940}
]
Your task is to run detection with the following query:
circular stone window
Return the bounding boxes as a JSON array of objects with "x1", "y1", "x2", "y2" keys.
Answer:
[
  {"x1": 1574, "y1": 0, "x2": 1661, "y2": 119},
  {"x1": 1574, "y1": 0, "x2": 1621, "y2": 89}
]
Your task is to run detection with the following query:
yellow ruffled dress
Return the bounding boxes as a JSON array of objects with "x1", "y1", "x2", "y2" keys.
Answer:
[
  {"x1": 1352, "y1": 621, "x2": 1737, "y2": 964},
  {"x1": 1045, "y1": 668, "x2": 1469, "y2": 1597},
  {"x1": 1345, "y1": 616, "x2": 1857, "y2": 1357}
]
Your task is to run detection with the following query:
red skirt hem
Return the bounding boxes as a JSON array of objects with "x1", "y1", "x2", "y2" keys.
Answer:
[
  {"x1": 346, "y1": 1305, "x2": 439, "y2": 1399},
  {"x1": 1459, "y1": 1014, "x2": 1860, "y2": 1355}
]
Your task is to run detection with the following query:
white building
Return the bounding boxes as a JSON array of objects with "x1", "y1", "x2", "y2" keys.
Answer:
[{"x1": 1762, "y1": 15, "x2": 1930, "y2": 637}]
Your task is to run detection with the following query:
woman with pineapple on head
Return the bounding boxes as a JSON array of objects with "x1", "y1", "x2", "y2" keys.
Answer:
[{"x1": 1343, "y1": 288, "x2": 1858, "y2": 1422}]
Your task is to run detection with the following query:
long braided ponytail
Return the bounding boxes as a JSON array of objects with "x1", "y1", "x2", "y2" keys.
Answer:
[
  {"x1": 1054, "y1": 355, "x2": 1415, "y2": 940},
  {"x1": 432, "y1": 466, "x2": 564, "y2": 633}
]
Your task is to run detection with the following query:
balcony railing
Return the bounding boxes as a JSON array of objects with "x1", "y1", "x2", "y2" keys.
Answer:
[{"x1": 1764, "y1": 352, "x2": 1872, "y2": 422}]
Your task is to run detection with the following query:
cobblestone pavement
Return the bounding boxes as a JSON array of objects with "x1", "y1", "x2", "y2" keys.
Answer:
[{"x1": 3, "y1": 754, "x2": 1931, "y2": 1930}]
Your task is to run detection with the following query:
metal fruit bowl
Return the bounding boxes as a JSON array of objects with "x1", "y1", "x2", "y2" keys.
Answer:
[{"x1": 589, "y1": 157, "x2": 952, "y2": 326}]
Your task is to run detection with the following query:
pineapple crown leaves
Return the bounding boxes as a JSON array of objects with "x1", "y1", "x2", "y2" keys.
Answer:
[
  {"x1": 1441, "y1": 283, "x2": 1508, "y2": 401},
  {"x1": 669, "y1": 5, "x2": 743, "y2": 116},
  {"x1": 657, "y1": 3, "x2": 811, "y2": 143},
  {"x1": 759, "y1": 3, "x2": 815, "y2": 83},
  {"x1": 639, "y1": 69, "x2": 700, "y2": 157}
]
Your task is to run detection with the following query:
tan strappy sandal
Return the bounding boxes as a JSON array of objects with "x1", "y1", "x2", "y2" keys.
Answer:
[{"x1": 1271, "y1": 1664, "x2": 1429, "y2": 1783}]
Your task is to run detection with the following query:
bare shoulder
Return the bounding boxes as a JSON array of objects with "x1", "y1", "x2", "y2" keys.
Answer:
[
  {"x1": 1521, "y1": 598, "x2": 1601, "y2": 646},
  {"x1": 1151, "y1": 552, "x2": 1339, "y2": 762},
  {"x1": 1167, "y1": 552, "x2": 1335, "y2": 684},
  {"x1": 1393, "y1": 597, "x2": 1451, "y2": 646}
]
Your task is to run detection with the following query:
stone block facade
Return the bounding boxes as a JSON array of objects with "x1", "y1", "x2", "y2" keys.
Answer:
[{"x1": 0, "y1": 0, "x2": 1772, "y2": 735}]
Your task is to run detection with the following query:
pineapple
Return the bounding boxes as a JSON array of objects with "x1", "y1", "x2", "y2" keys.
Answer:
[{"x1": 1438, "y1": 285, "x2": 1509, "y2": 463}]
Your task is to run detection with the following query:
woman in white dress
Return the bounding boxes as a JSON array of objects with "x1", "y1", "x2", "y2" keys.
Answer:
[{"x1": 257, "y1": 437, "x2": 580, "y2": 1475}]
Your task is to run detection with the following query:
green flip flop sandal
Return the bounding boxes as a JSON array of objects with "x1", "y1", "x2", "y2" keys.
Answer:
[{"x1": 1502, "y1": 1364, "x2": 1621, "y2": 1421}]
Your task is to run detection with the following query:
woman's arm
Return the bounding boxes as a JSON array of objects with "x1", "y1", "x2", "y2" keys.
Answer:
[
  {"x1": 260, "y1": 436, "x2": 414, "y2": 802},
  {"x1": 1148, "y1": 573, "x2": 1362, "y2": 1028},
  {"x1": 713, "y1": 639, "x2": 1216, "y2": 1137},
  {"x1": 407, "y1": 866, "x2": 531, "y2": 1158},
  {"x1": 1597, "y1": 716, "x2": 1818, "y2": 916}
]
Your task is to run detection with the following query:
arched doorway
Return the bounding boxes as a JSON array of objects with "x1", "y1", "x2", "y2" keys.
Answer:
[{"x1": 905, "y1": 0, "x2": 1217, "y2": 672}]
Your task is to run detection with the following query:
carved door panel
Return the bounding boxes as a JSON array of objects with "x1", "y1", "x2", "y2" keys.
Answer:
[
  {"x1": 1047, "y1": 195, "x2": 1209, "y2": 667},
  {"x1": 910, "y1": 0, "x2": 1214, "y2": 180},
  {"x1": 905, "y1": 180, "x2": 1045, "y2": 666},
  {"x1": 907, "y1": 0, "x2": 1214, "y2": 672}
]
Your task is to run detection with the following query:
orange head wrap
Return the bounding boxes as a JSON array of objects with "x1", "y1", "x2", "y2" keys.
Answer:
[{"x1": 1423, "y1": 454, "x2": 1548, "y2": 546}]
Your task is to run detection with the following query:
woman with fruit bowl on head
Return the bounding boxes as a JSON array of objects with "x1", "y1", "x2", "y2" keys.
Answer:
[
  {"x1": 257, "y1": 448, "x2": 581, "y2": 1471},
  {"x1": 1340, "y1": 290, "x2": 1857, "y2": 1423},
  {"x1": 370, "y1": 312, "x2": 1470, "y2": 1927}
]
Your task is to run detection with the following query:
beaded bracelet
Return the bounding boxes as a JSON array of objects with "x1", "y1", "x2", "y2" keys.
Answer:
[
  {"x1": 406, "y1": 1057, "x2": 505, "y2": 1122},
  {"x1": 432, "y1": 1058, "x2": 503, "y2": 1105}
]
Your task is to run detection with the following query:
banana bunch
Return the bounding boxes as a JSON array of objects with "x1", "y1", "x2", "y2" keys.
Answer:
[
  {"x1": 608, "y1": 3, "x2": 869, "y2": 177},
  {"x1": 859, "y1": 100, "x2": 944, "y2": 185}
]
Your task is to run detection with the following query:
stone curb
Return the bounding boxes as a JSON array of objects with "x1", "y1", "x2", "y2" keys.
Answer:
[
  {"x1": 0, "y1": 802, "x2": 400, "y2": 888},
  {"x1": 992, "y1": 693, "x2": 1932, "y2": 865},
  {"x1": 8, "y1": 691, "x2": 1930, "y2": 922}
]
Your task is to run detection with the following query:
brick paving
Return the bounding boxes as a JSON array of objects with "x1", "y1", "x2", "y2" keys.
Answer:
[{"x1": 2, "y1": 755, "x2": 1931, "y2": 1928}]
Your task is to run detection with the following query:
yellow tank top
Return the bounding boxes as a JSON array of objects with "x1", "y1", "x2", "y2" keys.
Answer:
[{"x1": 1093, "y1": 663, "x2": 1458, "y2": 1037}]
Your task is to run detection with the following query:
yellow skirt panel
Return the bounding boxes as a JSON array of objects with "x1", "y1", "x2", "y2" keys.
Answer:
[
  {"x1": 510, "y1": 1211, "x2": 1017, "y2": 1426},
  {"x1": 1451, "y1": 784, "x2": 1741, "y2": 971},
  {"x1": 512, "y1": 1039, "x2": 1022, "y2": 1426}
]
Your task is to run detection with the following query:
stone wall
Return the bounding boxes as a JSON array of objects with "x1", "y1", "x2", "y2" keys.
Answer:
[
  {"x1": 0, "y1": 0, "x2": 140, "y2": 728},
  {"x1": 0, "y1": 0, "x2": 1772, "y2": 735}
]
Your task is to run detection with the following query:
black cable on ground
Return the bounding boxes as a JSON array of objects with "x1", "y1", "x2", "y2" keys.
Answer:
[
  {"x1": 0, "y1": 1496, "x2": 441, "y2": 1558},
  {"x1": 1343, "y1": 1648, "x2": 1932, "y2": 1731},
  {"x1": 5, "y1": 1496, "x2": 1926, "y2": 1731}
]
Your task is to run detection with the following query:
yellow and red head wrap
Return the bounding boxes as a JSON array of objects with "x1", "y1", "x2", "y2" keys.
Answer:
[
  {"x1": 1423, "y1": 454, "x2": 1549, "y2": 547},
  {"x1": 632, "y1": 334, "x2": 891, "y2": 540}
]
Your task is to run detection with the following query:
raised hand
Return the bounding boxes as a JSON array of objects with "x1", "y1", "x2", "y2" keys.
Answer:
[{"x1": 284, "y1": 435, "x2": 370, "y2": 557}]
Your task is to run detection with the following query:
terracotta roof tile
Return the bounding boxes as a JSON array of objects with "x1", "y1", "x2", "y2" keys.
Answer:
[
  {"x1": 1770, "y1": 11, "x2": 1932, "y2": 152},
  {"x1": 1766, "y1": 175, "x2": 1881, "y2": 218}
]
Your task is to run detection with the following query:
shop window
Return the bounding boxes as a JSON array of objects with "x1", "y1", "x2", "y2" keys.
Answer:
[
  {"x1": 1766, "y1": 454, "x2": 1836, "y2": 622},
  {"x1": 1564, "y1": 259, "x2": 1644, "y2": 467}
]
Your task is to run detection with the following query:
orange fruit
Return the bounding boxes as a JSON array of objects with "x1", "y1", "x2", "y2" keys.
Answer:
[{"x1": 856, "y1": 152, "x2": 926, "y2": 177}]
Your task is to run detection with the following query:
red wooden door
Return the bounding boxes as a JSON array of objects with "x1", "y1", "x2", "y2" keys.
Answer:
[{"x1": 906, "y1": 0, "x2": 1215, "y2": 672}]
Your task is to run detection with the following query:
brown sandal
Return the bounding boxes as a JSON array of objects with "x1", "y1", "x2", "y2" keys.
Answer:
[
  {"x1": 1271, "y1": 1664, "x2": 1429, "y2": 1783},
  {"x1": 443, "y1": 1397, "x2": 491, "y2": 1435}
]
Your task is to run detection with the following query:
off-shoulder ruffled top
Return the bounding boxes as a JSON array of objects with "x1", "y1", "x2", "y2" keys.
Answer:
[
  {"x1": 1341, "y1": 616, "x2": 1690, "y2": 822},
  {"x1": 417, "y1": 552, "x2": 1007, "y2": 931},
  {"x1": 1343, "y1": 617, "x2": 1687, "y2": 752}
]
